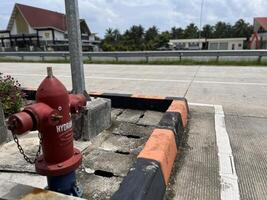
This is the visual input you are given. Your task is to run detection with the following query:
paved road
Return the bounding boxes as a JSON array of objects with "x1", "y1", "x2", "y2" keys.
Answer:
[{"x1": 1, "y1": 63, "x2": 267, "y2": 200}]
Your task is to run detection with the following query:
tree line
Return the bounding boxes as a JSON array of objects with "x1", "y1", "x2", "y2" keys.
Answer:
[{"x1": 101, "y1": 19, "x2": 254, "y2": 51}]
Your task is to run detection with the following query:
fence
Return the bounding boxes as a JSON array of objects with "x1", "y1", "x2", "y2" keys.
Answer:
[{"x1": 0, "y1": 50, "x2": 267, "y2": 62}]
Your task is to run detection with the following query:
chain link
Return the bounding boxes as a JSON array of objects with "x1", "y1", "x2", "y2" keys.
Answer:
[{"x1": 12, "y1": 133, "x2": 42, "y2": 164}]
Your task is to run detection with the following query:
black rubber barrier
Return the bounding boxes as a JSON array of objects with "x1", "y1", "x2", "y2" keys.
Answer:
[
  {"x1": 94, "y1": 93, "x2": 172, "y2": 112},
  {"x1": 111, "y1": 158, "x2": 166, "y2": 200},
  {"x1": 22, "y1": 90, "x2": 172, "y2": 112},
  {"x1": 158, "y1": 112, "x2": 184, "y2": 147}
]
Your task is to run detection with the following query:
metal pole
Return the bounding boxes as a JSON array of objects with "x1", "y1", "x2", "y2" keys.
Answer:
[
  {"x1": 65, "y1": 0, "x2": 86, "y2": 94},
  {"x1": 199, "y1": 0, "x2": 205, "y2": 49}
]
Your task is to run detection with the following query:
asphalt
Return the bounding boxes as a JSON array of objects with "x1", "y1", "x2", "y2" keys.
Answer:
[{"x1": 1, "y1": 63, "x2": 267, "y2": 200}]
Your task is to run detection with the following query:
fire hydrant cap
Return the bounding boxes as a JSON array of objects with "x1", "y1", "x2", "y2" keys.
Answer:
[{"x1": 8, "y1": 112, "x2": 33, "y2": 134}]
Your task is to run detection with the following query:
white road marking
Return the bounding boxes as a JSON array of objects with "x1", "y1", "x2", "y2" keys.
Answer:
[
  {"x1": 189, "y1": 103, "x2": 240, "y2": 200},
  {"x1": 4, "y1": 73, "x2": 267, "y2": 86}
]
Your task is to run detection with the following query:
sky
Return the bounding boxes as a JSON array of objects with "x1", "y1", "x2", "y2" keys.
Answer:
[{"x1": 0, "y1": 0, "x2": 267, "y2": 37}]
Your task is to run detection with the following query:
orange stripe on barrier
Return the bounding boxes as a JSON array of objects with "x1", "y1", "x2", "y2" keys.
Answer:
[
  {"x1": 138, "y1": 128, "x2": 177, "y2": 184},
  {"x1": 131, "y1": 94, "x2": 165, "y2": 100},
  {"x1": 167, "y1": 100, "x2": 188, "y2": 128}
]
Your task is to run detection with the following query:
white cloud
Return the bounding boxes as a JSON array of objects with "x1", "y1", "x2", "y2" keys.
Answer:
[{"x1": 0, "y1": 0, "x2": 267, "y2": 37}]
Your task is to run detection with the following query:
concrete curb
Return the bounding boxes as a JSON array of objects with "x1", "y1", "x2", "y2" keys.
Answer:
[
  {"x1": 21, "y1": 88, "x2": 189, "y2": 200},
  {"x1": 107, "y1": 94, "x2": 189, "y2": 200}
]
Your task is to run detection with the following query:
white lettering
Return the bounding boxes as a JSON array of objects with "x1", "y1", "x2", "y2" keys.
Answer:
[{"x1": 56, "y1": 121, "x2": 72, "y2": 133}]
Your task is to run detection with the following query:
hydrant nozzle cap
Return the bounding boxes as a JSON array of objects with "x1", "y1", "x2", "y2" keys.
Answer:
[{"x1": 47, "y1": 67, "x2": 53, "y2": 78}]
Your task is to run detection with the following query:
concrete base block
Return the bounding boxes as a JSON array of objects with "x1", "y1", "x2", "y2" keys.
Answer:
[
  {"x1": 0, "y1": 104, "x2": 7, "y2": 145},
  {"x1": 73, "y1": 98, "x2": 111, "y2": 141},
  {"x1": 77, "y1": 172, "x2": 122, "y2": 200}
]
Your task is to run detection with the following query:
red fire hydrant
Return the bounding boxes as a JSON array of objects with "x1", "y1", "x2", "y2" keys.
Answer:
[{"x1": 8, "y1": 67, "x2": 86, "y2": 196}]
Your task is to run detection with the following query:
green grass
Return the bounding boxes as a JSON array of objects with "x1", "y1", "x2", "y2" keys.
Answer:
[{"x1": 0, "y1": 57, "x2": 267, "y2": 66}]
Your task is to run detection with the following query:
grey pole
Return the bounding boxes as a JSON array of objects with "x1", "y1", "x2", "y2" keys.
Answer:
[{"x1": 65, "y1": 0, "x2": 86, "y2": 94}]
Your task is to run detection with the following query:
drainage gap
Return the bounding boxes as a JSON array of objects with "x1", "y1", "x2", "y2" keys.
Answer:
[
  {"x1": 115, "y1": 150, "x2": 130, "y2": 155},
  {"x1": 139, "y1": 113, "x2": 145, "y2": 119},
  {"x1": 94, "y1": 170, "x2": 114, "y2": 178},
  {"x1": 126, "y1": 135, "x2": 141, "y2": 139}
]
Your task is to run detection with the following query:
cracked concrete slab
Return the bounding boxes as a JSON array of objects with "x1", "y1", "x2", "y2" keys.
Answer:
[
  {"x1": 0, "y1": 180, "x2": 84, "y2": 200},
  {"x1": 83, "y1": 149, "x2": 135, "y2": 177},
  {"x1": 77, "y1": 171, "x2": 122, "y2": 200},
  {"x1": 0, "y1": 108, "x2": 158, "y2": 199},
  {"x1": 0, "y1": 137, "x2": 39, "y2": 172},
  {"x1": 137, "y1": 110, "x2": 164, "y2": 126},
  {"x1": 0, "y1": 133, "x2": 91, "y2": 173},
  {"x1": 113, "y1": 122, "x2": 153, "y2": 138},
  {"x1": 0, "y1": 172, "x2": 46, "y2": 189},
  {"x1": 111, "y1": 108, "x2": 124, "y2": 120},
  {"x1": 116, "y1": 109, "x2": 144, "y2": 124},
  {"x1": 99, "y1": 134, "x2": 146, "y2": 154}
]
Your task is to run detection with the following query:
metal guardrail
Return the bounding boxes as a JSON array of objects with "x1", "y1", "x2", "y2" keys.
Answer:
[{"x1": 0, "y1": 50, "x2": 267, "y2": 62}]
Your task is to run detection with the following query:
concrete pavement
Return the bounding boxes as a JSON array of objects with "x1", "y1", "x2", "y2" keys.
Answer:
[
  {"x1": 1, "y1": 63, "x2": 267, "y2": 116},
  {"x1": 1, "y1": 63, "x2": 267, "y2": 199}
]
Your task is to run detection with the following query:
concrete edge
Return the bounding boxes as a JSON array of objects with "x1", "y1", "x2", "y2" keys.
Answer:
[{"x1": 0, "y1": 180, "x2": 84, "y2": 200}]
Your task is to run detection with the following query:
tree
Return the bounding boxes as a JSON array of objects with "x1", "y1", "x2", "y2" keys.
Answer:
[
  {"x1": 183, "y1": 23, "x2": 199, "y2": 38},
  {"x1": 104, "y1": 28, "x2": 115, "y2": 43},
  {"x1": 124, "y1": 25, "x2": 145, "y2": 50},
  {"x1": 213, "y1": 22, "x2": 233, "y2": 38},
  {"x1": 145, "y1": 26, "x2": 159, "y2": 41},
  {"x1": 156, "y1": 31, "x2": 171, "y2": 48},
  {"x1": 202, "y1": 24, "x2": 214, "y2": 38},
  {"x1": 101, "y1": 28, "x2": 122, "y2": 51},
  {"x1": 170, "y1": 27, "x2": 184, "y2": 39},
  {"x1": 144, "y1": 26, "x2": 159, "y2": 50},
  {"x1": 232, "y1": 19, "x2": 253, "y2": 38},
  {"x1": 100, "y1": 19, "x2": 254, "y2": 51}
]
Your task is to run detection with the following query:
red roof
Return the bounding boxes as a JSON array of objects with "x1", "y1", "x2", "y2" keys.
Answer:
[
  {"x1": 255, "y1": 17, "x2": 267, "y2": 31},
  {"x1": 16, "y1": 3, "x2": 67, "y2": 32}
]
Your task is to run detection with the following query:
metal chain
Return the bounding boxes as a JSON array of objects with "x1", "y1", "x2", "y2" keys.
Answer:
[{"x1": 12, "y1": 133, "x2": 42, "y2": 164}]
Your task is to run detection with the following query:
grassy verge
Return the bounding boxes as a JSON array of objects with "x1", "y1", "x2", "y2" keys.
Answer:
[{"x1": 0, "y1": 57, "x2": 267, "y2": 66}]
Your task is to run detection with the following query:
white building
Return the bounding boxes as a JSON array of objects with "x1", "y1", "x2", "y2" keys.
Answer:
[
  {"x1": 169, "y1": 38, "x2": 246, "y2": 50},
  {"x1": 0, "y1": 3, "x2": 100, "y2": 51}
]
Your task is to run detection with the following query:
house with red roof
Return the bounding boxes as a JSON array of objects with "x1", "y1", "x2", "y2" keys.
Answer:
[
  {"x1": 0, "y1": 3, "x2": 100, "y2": 51},
  {"x1": 249, "y1": 17, "x2": 267, "y2": 49}
]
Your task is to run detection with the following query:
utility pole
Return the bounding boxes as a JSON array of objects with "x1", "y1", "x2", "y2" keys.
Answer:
[
  {"x1": 65, "y1": 0, "x2": 86, "y2": 94},
  {"x1": 199, "y1": 0, "x2": 205, "y2": 49}
]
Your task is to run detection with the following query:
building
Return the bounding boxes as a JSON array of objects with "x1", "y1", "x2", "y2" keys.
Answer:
[
  {"x1": 249, "y1": 17, "x2": 267, "y2": 49},
  {"x1": 0, "y1": 3, "x2": 100, "y2": 51},
  {"x1": 169, "y1": 38, "x2": 246, "y2": 50}
]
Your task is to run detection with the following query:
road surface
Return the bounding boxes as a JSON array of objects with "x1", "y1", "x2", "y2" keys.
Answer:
[{"x1": 1, "y1": 63, "x2": 267, "y2": 200}]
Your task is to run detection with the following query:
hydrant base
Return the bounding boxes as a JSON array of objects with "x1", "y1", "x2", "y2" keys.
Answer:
[
  {"x1": 47, "y1": 171, "x2": 83, "y2": 197},
  {"x1": 35, "y1": 148, "x2": 82, "y2": 176}
]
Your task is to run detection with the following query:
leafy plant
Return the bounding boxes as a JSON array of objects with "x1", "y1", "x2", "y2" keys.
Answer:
[{"x1": 0, "y1": 73, "x2": 25, "y2": 117}]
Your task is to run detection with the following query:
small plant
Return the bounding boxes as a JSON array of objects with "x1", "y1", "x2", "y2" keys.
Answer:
[{"x1": 0, "y1": 73, "x2": 25, "y2": 117}]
